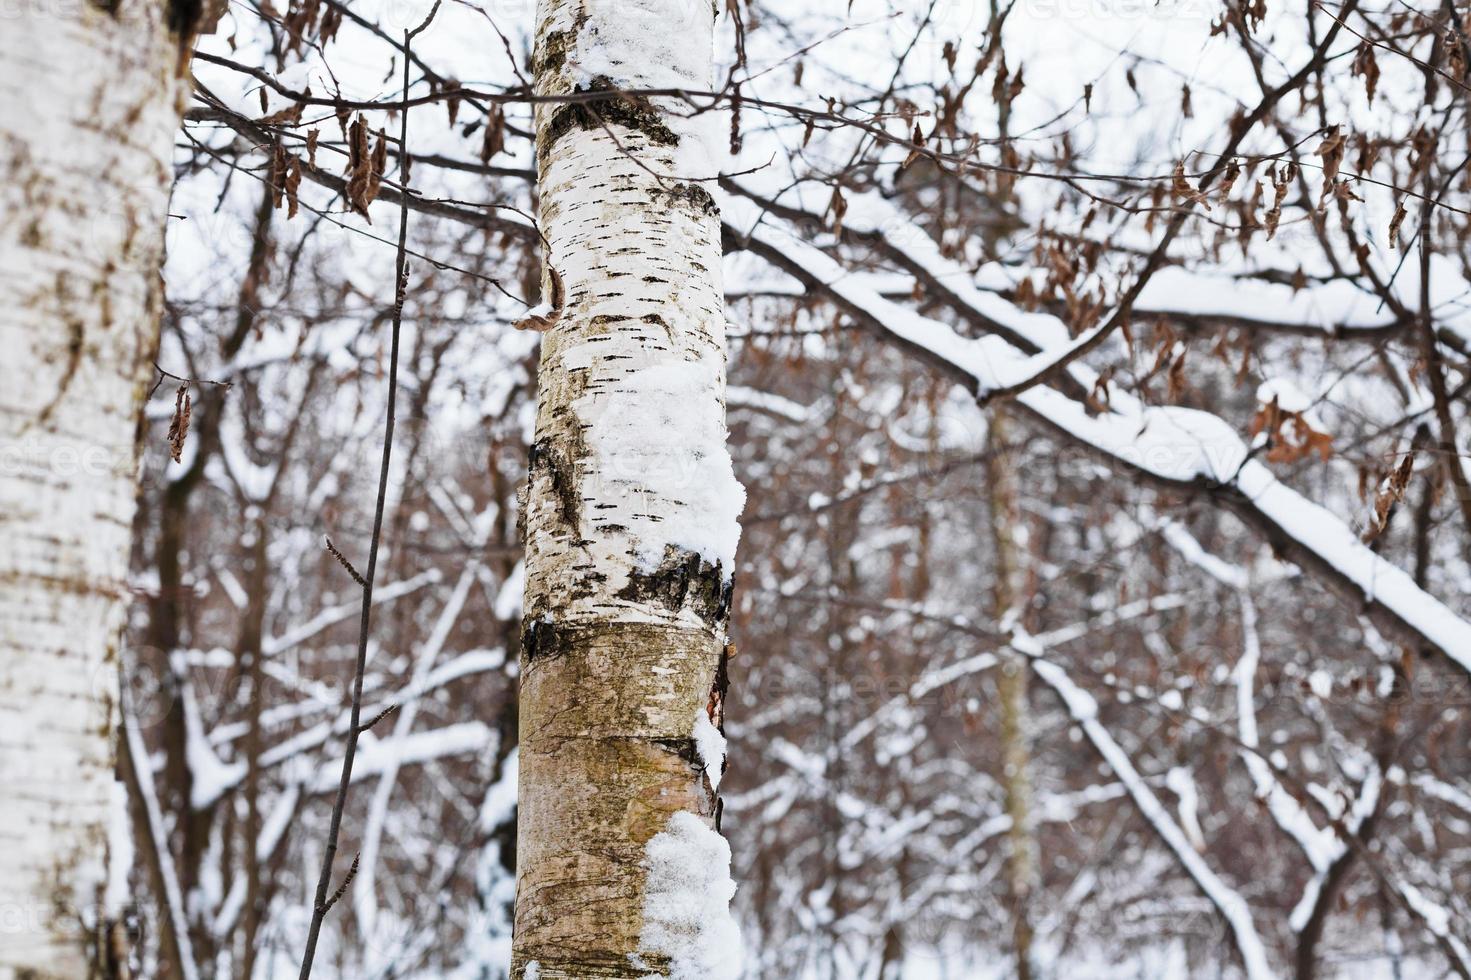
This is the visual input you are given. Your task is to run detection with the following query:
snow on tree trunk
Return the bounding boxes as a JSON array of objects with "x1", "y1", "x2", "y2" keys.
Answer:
[
  {"x1": 511, "y1": 1, "x2": 745, "y2": 977},
  {"x1": 0, "y1": 0, "x2": 185, "y2": 973}
]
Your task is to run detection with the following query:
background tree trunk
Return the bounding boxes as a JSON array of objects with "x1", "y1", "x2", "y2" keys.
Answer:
[
  {"x1": 987, "y1": 407, "x2": 1039, "y2": 980},
  {"x1": 0, "y1": 0, "x2": 185, "y2": 973},
  {"x1": 511, "y1": 1, "x2": 745, "y2": 976}
]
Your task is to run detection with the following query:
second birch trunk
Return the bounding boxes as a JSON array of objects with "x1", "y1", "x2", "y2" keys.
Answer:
[{"x1": 0, "y1": 0, "x2": 187, "y2": 974}]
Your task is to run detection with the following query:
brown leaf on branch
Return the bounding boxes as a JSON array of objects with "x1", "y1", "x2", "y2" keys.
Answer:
[
  {"x1": 1352, "y1": 42, "x2": 1379, "y2": 101},
  {"x1": 1264, "y1": 166, "x2": 1291, "y2": 240},
  {"x1": 1408, "y1": 126, "x2": 1436, "y2": 183},
  {"x1": 285, "y1": 154, "x2": 302, "y2": 219},
  {"x1": 1148, "y1": 319, "x2": 1177, "y2": 380},
  {"x1": 480, "y1": 103, "x2": 506, "y2": 163},
  {"x1": 346, "y1": 115, "x2": 371, "y2": 215},
  {"x1": 259, "y1": 85, "x2": 308, "y2": 126},
  {"x1": 1448, "y1": 29, "x2": 1467, "y2": 81},
  {"x1": 166, "y1": 383, "x2": 192, "y2": 463},
  {"x1": 344, "y1": 116, "x2": 388, "y2": 221},
  {"x1": 318, "y1": 2, "x2": 340, "y2": 44},
  {"x1": 1388, "y1": 200, "x2": 1407, "y2": 249},
  {"x1": 1315, "y1": 126, "x2": 1345, "y2": 205},
  {"x1": 1365, "y1": 451, "x2": 1416, "y2": 542},
  {"x1": 1217, "y1": 158, "x2": 1240, "y2": 204},
  {"x1": 369, "y1": 130, "x2": 387, "y2": 198},
  {"x1": 1167, "y1": 348, "x2": 1188, "y2": 401},
  {"x1": 1249, "y1": 396, "x2": 1333, "y2": 465},
  {"x1": 270, "y1": 140, "x2": 288, "y2": 210},
  {"x1": 514, "y1": 265, "x2": 565, "y2": 333},
  {"x1": 282, "y1": 0, "x2": 322, "y2": 55},
  {"x1": 828, "y1": 185, "x2": 848, "y2": 236},
  {"x1": 1239, "y1": 180, "x2": 1263, "y2": 248},
  {"x1": 902, "y1": 123, "x2": 925, "y2": 170},
  {"x1": 1171, "y1": 161, "x2": 1210, "y2": 211}
]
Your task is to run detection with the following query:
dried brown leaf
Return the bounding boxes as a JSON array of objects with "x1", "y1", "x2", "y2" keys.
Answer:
[
  {"x1": 1352, "y1": 42, "x2": 1379, "y2": 101},
  {"x1": 1315, "y1": 126, "x2": 1345, "y2": 205},
  {"x1": 285, "y1": 154, "x2": 302, "y2": 219},
  {"x1": 514, "y1": 265, "x2": 565, "y2": 333},
  {"x1": 1388, "y1": 200, "x2": 1407, "y2": 249},
  {"x1": 270, "y1": 140, "x2": 288, "y2": 210},
  {"x1": 1167, "y1": 348, "x2": 1188, "y2": 401},
  {"x1": 166, "y1": 383, "x2": 192, "y2": 463}
]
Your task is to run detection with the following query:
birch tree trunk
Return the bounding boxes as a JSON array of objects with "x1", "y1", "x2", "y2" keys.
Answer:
[
  {"x1": 512, "y1": 1, "x2": 745, "y2": 976},
  {"x1": 0, "y1": 1, "x2": 186, "y2": 973}
]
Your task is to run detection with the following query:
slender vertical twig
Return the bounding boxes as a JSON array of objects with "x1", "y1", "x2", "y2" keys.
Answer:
[{"x1": 296, "y1": 4, "x2": 439, "y2": 977}]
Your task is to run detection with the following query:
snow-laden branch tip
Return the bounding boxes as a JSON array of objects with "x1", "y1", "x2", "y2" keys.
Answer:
[{"x1": 720, "y1": 191, "x2": 1471, "y2": 677}]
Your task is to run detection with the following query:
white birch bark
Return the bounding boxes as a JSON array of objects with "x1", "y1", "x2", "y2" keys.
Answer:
[
  {"x1": 0, "y1": 0, "x2": 186, "y2": 973},
  {"x1": 512, "y1": 1, "x2": 745, "y2": 976}
]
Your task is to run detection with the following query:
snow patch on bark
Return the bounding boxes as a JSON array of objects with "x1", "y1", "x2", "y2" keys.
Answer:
[
  {"x1": 561, "y1": 0, "x2": 712, "y2": 91},
  {"x1": 637, "y1": 812, "x2": 744, "y2": 980},
  {"x1": 572, "y1": 350, "x2": 745, "y2": 573},
  {"x1": 548, "y1": 0, "x2": 729, "y2": 181},
  {"x1": 692, "y1": 710, "x2": 726, "y2": 791},
  {"x1": 668, "y1": 108, "x2": 728, "y2": 181}
]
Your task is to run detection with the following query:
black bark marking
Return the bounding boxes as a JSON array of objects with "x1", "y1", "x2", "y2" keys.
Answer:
[
  {"x1": 541, "y1": 78, "x2": 680, "y2": 156},
  {"x1": 650, "y1": 182, "x2": 719, "y2": 217},
  {"x1": 616, "y1": 545, "x2": 731, "y2": 626},
  {"x1": 519, "y1": 619, "x2": 713, "y2": 669},
  {"x1": 641, "y1": 313, "x2": 677, "y2": 344},
  {"x1": 710, "y1": 643, "x2": 731, "y2": 729},
  {"x1": 518, "y1": 617, "x2": 562, "y2": 665},
  {"x1": 534, "y1": 28, "x2": 576, "y2": 77},
  {"x1": 707, "y1": 642, "x2": 732, "y2": 828},
  {"x1": 528, "y1": 436, "x2": 583, "y2": 536},
  {"x1": 651, "y1": 736, "x2": 702, "y2": 769}
]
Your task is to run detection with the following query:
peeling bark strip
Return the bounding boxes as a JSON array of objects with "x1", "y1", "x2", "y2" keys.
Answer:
[
  {"x1": 512, "y1": 1, "x2": 744, "y2": 977},
  {"x1": 0, "y1": 0, "x2": 186, "y2": 974}
]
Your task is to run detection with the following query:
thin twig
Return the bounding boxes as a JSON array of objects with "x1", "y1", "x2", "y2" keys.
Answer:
[
  {"x1": 320, "y1": 853, "x2": 360, "y2": 916},
  {"x1": 148, "y1": 360, "x2": 234, "y2": 400},
  {"x1": 357, "y1": 702, "x2": 401, "y2": 733},
  {"x1": 295, "y1": 4, "x2": 438, "y2": 977},
  {"x1": 324, "y1": 536, "x2": 366, "y2": 586}
]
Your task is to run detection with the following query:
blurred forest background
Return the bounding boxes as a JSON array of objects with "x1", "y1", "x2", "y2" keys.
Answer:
[{"x1": 105, "y1": 0, "x2": 1471, "y2": 976}]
